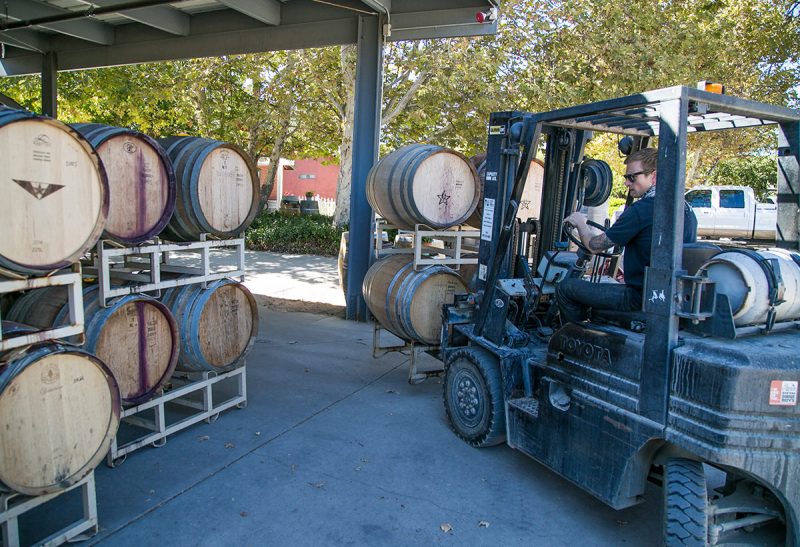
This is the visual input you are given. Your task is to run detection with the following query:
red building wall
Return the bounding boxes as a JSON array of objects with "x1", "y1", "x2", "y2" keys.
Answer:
[{"x1": 264, "y1": 158, "x2": 339, "y2": 200}]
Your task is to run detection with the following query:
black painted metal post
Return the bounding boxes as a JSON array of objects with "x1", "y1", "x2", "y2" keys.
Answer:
[
  {"x1": 640, "y1": 94, "x2": 688, "y2": 425},
  {"x1": 42, "y1": 52, "x2": 58, "y2": 118},
  {"x1": 777, "y1": 121, "x2": 799, "y2": 250},
  {"x1": 346, "y1": 15, "x2": 384, "y2": 321}
]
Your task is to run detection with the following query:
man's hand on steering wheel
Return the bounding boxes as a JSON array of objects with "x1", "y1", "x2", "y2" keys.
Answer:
[{"x1": 562, "y1": 212, "x2": 620, "y2": 259}]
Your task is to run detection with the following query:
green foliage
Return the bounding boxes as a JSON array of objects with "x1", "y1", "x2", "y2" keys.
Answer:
[
  {"x1": 608, "y1": 197, "x2": 627, "y2": 217},
  {"x1": 706, "y1": 156, "x2": 777, "y2": 200},
  {"x1": 246, "y1": 212, "x2": 344, "y2": 256}
]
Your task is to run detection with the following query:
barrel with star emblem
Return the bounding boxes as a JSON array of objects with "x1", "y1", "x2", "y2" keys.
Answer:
[
  {"x1": 0, "y1": 107, "x2": 108, "y2": 276},
  {"x1": 366, "y1": 144, "x2": 480, "y2": 229}
]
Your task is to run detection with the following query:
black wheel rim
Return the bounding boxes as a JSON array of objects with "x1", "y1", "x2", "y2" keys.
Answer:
[{"x1": 450, "y1": 366, "x2": 485, "y2": 429}]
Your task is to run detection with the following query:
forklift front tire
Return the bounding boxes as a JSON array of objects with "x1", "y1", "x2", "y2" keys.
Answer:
[
  {"x1": 443, "y1": 349, "x2": 505, "y2": 447},
  {"x1": 663, "y1": 458, "x2": 708, "y2": 546}
]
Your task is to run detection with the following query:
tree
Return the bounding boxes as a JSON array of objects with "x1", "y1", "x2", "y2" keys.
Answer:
[{"x1": 707, "y1": 156, "x2": 778, "y2": 200}]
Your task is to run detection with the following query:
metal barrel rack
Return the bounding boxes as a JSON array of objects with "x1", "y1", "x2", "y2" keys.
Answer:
[
  {"x1": 86, "y1": 234, "x2": 251, "y2": 467},
  {"x1": 0, "y1": 269, "x2": 85, "y2": 351},
  {"x1": 82, "y1": 236, "x2": 246, "y2": 307},
  {"x1": 373, "y1": 219, "x2": 479, "y2": 271},
  {"x1": 369, "y1": 219, "x2": 473, "y2": 383},
  {"x1": 0, "y1": 473, "x2": 97, "y2": 547},
  {"x1": 107, "y1": 366, "x2": 248, "y2": 467}
]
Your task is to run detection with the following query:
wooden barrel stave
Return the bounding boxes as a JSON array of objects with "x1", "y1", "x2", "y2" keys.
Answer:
[
  {"x1": 161, "y1": 279, "x2": 258, "y2": 372},
  {"x1": 72, "y1": 123, "x2": 176, "y2": 244},
  {"x1": 362, "y1": 255, "x2": 468, "y2": 345},
  {"x1": 367, "y1": 144, "x2": 480, "y2": 230},
  {"x1": 0, "y1": 338, "x2": 120, "y2": 496},
  {"x1": 7, "y1": 286, "x2": 179, "y2": 405},
  {"x1": 0, "y1": 109, "x2": 108, "y2": 275}
]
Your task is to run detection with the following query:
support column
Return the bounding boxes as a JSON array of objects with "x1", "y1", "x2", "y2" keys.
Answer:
[
  {"x1": 640, "y1": 94, "x2": 688, "y2": 426},
  {"x1": 346, "y1": 15, "x2": 384, "y2": 321},
  {"x1": 42, "y1": 52, "x2": 58, "y2": 117}
]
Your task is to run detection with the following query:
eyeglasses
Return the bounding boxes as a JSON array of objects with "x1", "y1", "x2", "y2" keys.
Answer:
[{"x1": 622, "y1": 170, "x2": 653, "y2": 183}]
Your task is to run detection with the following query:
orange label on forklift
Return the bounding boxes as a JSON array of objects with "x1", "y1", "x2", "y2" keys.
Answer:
[{"x1": 769, "y1": 381, "x2": 798, "y2": 406}]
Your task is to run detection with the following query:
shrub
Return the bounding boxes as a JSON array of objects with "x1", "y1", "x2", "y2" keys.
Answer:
[{"x1": 246, "y1": 211, "x2": 344, "y2": 256}]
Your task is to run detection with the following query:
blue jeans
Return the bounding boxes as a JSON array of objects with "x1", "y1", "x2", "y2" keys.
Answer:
[{"x1": 555, "y1": 278, "x2": 643, "y2": 324}]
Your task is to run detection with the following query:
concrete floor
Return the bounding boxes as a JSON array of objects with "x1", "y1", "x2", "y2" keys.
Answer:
[{"x1": 21, "y1": 305, "x2": 659, "y2": 546}]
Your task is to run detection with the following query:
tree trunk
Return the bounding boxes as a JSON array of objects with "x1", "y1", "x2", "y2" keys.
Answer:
[{"x1": 334, "y1": 45, "x2": 357, "y2": 228}]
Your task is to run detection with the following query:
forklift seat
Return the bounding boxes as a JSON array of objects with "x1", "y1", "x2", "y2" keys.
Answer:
[{"x1": 589, "y1": 243, "x2": 721, "y2": 331}]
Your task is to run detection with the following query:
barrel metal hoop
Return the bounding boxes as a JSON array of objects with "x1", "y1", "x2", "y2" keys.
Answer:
[{"x1": 385, "y1": 261, "x2": 415, "y2": 338}]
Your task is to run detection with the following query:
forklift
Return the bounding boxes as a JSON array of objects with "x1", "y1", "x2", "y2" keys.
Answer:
[{"x1": 437, "y1": 85, "x2": 800, "y2": 545}]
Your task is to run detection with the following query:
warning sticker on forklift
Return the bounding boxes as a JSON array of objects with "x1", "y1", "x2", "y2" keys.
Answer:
[
  {"x1": 479, "y1": 264, "x2": 487, "y2": 281},
  {"x1": 481, "y1": 198, "x2": 495, "y2": 241},
  {"x1": 769, "y1": 381, "x2": 798, "y2": 406},
  {"x1": 489, "y1": 125, "x2": 506, "y2": 135}
]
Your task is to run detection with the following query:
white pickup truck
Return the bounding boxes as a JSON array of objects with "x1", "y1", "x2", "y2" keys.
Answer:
[{"x1": 684, "y1": 185, "x2": 776, "y2": 241}]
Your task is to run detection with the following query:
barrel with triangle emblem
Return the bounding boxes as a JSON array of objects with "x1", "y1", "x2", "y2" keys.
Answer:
[{"x1": 0, "y1": 107, "x2": 108, "y2": 276}]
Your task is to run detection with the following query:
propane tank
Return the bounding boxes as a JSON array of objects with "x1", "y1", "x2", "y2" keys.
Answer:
[{"x1": 698, "y1": 249, "x2": 800, "y2": 327}]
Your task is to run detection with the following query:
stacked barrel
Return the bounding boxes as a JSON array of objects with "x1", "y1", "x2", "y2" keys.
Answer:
[
  {"x1": 0, "y1": 106, "x2": 259, "y2": 496},
  {"x1": 362, "y1": 144, "x2": 478, "y2": 345},
  {"x1": 0, "y1": 106, "x2": 119, "y2": 496}
]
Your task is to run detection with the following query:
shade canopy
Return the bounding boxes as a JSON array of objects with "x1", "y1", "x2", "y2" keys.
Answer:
[{"x1": 0, "y1": 0, "x2": 496, "y2": 76}]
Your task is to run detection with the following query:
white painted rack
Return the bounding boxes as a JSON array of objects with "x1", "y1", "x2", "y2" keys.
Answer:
[
  {"x1": 107, "y1": 365, "x2": 247, "y2": 467},
  {"x1": 0, "y1": 472, "x2": 97, "y2": 547},
  {"x1": 82, "y1": 236, "x2": 245, "y2": 308},
  {"x1": 372, "y1": 323, "x2": 442, "y2": 384},
  {"x1": 0, "y1": 271, "x2": 84, "y2": 353},
  {"x1": 373, "y1": 219, "x2": 479, "y2": 271}
]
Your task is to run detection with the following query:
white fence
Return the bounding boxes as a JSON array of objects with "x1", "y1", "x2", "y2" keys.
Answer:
[{"x1": 316, "y1": 197, "x2": 336, "y2": 217}]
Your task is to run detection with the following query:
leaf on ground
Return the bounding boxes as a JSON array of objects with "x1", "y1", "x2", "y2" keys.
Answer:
[
  {"x1": 240, "y1": 511, "x2": 248, "y2": 517},
  {"x1": 197, "y1": 435, "x2": 210, "y2": 442},
  {"x1": 440, "y1": 523, "x2": 453, "y2": 533},
  {"x1": 309, "y1": 481, "x2": 325, "y2": 489},
  {"x1": 225, "y1": 442, "x2": 235, "y2": 449},
  {"x1": 288, "y1": 340, "x2": 298, "y2": 344},
  {"x1": 478, "y1": 521, "x2": 490, "y2": 528}
]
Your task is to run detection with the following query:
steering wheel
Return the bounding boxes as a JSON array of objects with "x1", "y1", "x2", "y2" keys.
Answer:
[{"x1": 562, "y1": 219, "x2": 621, "y2": 259}]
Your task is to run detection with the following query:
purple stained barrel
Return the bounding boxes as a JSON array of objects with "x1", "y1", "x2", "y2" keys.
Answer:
[
  {"x1": 72, "y1": 123, "x2": 176, "y2": 245},
  {"x1": 7, "y1": 285, "x2": 178, "y2": 405}
]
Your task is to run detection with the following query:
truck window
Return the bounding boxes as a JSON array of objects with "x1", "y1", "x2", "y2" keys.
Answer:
[
  {"x1": 685, "y1": 189, "x2": 711, "y2": 208},
  {"x1": 719, "y1": 189, "x2": 745, "y2": 209}
]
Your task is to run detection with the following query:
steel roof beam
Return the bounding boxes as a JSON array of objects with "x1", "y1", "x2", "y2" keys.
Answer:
[
  {"x1": 0, "y1": 0, "x2": 114, "y2": 45},
  {"x1": 83, "y1": 1, "x2": 191, "y2": 36},
  {"x1": 0, "y1": 29, "x2": 50, "y2": 52},
  {"x1": 219, "y1": 0, "x2": 282, "y2": 25}
]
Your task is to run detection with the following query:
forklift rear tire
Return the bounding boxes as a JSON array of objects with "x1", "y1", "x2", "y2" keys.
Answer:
[
  {"x1": 663, "y1": 458, "x2": 708, "y2": 546},
  {"x1": 443, "y1": 348, "x2": 505, "y2": 447}
]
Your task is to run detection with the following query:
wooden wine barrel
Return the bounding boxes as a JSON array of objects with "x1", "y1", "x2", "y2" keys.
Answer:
[
  {"x1": 362, "y1": 255, "x2": 468, "y2": 345},
  {"x1": 466, "y1": 157, "x2": 545, "y2": 228},
  {"x1": 366, "y1": 144, "x2": 480, "y2": 229},
  {"x1": 72, "y1": 123, "x2": 176, "y2": 245},
  {"x1": 0, "y1": 332, "x2": 120, "y2": 496},
  {"x1": 0, "y1": 107, "x2": 108, "y2": 275},
  {"x1": 158, "y1": 136, "x2": 260, "y2": 241},
  {"x1": 8, "y1": 286, "x2": 179, "y2": 405},
  {"x1": 161, "y1": 279, "x2": 258, "y2": 372}
]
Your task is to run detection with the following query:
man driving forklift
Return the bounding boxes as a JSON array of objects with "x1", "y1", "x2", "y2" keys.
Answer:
[{"x1": 556, "y1": 147, "x2": 698, "y2": 323}]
